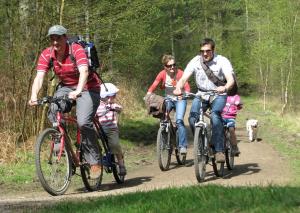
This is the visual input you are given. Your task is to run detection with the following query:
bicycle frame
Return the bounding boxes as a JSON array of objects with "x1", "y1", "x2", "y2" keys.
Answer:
[
  {"x1": 35, "y1": 95, "x2": 108, "y2": 195},
  {"x1": 93, "y1": 114, "x2": 126, "y2": 183},
  {"x1": 93, "y1": 117, "x2": 112, "y2": 165},
  {"x1": 160, "y1": 99, "x2": 177, "y2": 137}
]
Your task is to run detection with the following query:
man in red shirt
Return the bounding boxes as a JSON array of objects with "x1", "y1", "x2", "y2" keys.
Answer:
[{"x1": 28, "y1": 25, "x2": 102, "y2": 179}]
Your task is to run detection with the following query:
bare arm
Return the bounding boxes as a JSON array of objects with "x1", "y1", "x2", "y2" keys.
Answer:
[
  {"x1": 173, "y1": 71, "x2": 193, "y2": 95},
  {"x1": 146, "y1": 71, "x2": 163, "y2": 95},
  {"x1": 68, "y1": 65, "x2": 89, "y2": 99},
  {"x1": 28, "y1": 72, "x2": 46, "y2": 106},
  {"x1": 215, "y1": 71, "x2": 234, "y2": 94}
]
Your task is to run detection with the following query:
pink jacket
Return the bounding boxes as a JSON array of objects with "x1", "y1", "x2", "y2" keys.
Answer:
[{"x1": 221, "y1": 95, "x2": 242, "y2": 119}]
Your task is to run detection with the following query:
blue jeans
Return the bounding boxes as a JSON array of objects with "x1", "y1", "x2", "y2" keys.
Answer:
[
  {"x1": 165, "y1": 98, "x2": 187, "y2": 148},
  {"x1": 222, "y1": 118, "x2": 236, "y2": 128},
  {"x1": 188, "y1": 95, "x2": 227, "y2": 152}
]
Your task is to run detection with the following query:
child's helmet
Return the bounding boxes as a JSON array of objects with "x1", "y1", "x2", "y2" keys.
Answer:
[{"x1": 100, "y1": 83, "x2": 119, "y2": 98}]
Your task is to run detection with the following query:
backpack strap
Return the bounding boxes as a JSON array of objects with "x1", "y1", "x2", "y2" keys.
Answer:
[
  {"x1": 48, "y1": 47, "x2": 56, "y2": 81},
  {"x1": 68, "y1": 40, "x2": 106, "y2": 89},
  {"x1": 200, "y1": 56, "x2": 225, "y2": 87},
  {"x1": 68, "y1": 42, "x2": 77, "y2": 67}
]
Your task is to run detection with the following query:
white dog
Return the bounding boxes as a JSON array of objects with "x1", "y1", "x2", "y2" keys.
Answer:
[{"x1": 246, "y1": 119, "x2": 258, "y2": 142}]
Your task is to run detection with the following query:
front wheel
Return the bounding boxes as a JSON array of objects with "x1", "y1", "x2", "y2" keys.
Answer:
[
  {"x1": 157, "y1": 126, "x2": 172, "y2": 171},
  {"x1": 80, "y1": 141, "x2": 103, "y2": 191},
  {"x1": 35, "y1": 128, "x2": 72, "y2": 196},
  {"x1": 193, "y1": 127, "x2": 207, "y2": 182}
]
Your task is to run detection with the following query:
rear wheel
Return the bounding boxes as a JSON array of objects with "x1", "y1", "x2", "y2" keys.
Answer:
[
  {"x1": 112, "y1": 154, "x2": 125, "y2": 184},
  {"x1": 157, "y1": 125, "x2": 172, "y2": 171},
  {"x1": 194, "y1": 127, "x2": 207, "y2": 182},
  {"x1": 80, "y1": 142, "x2": 103, "y2": 191},
  {"x1": 35, "y1": 128, "x2": 72, "y2": 196},
  {"x1": 175, "y1": 130, "x2": 186, "y2": 165},
  {"x1": 225, "y1": 129, "x2": 234, "y2": 170}
]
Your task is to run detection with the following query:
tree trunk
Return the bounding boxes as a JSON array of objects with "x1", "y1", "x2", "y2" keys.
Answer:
[
  {"x1": 281, "y1": 13, "x2": 297, "y2": 115},
  {"x1": 244, "y1": 0, "x2": 249, "y2": 31},
  {"x1": 85, "y1": 0, "x2": 90, "y2": 42},
  {"x1": 108, "y1": 19, "x2": 113, "y2": 73},
  {"x1": 39, "y1": 0, "x2": 65, "y2": 133},
  {"x1": 169, "y1": 8, "x2": 175, "y2": 57}
]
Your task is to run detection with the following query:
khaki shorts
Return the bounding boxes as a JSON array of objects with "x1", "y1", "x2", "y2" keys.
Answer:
[{"x1": 104, "y1": 129, "x2": 123, "y2": 155}]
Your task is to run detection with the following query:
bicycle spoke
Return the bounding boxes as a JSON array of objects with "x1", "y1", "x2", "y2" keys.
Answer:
[
  {"x1": 35, "y1": 128, "x2": 72, "y2": 196},
  {"x1": 194, "y1": 128, "x2": 207, "y2": 182},
  {"x1": 157, "y1": 126, "x2": 171, "y2": 171}
]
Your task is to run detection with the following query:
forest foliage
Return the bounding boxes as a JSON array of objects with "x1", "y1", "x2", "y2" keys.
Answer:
[{"x1": 0, "y1": 0, "x2": 299, "y2": 142}]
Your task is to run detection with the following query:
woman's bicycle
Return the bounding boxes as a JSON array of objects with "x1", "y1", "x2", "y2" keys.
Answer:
[
  {"x1": 185, "y1": 92, "x2": 234, "y2": 182},
  {"x1": 35, "y1": 96, "x2": 124, "y2": 196},
  {"x1": 157, "y1": 97, "x2": 186, "y2": 171}
]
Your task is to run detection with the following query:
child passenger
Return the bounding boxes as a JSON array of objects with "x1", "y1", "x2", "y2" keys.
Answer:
[
  {"x1": 96, "y1": 83, "x2": 126, "y2": 175},
  {"x1": 221, "y1": 94, "x2": 243, "y2": 156}
]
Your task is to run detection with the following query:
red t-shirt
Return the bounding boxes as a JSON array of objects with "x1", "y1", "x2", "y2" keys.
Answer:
[
  {"x1": 37, "y1": 43, "x2": 100, "y2": 92},
  {"x1": 147, "y1": 69, "x2": 190, "y2": 93}
]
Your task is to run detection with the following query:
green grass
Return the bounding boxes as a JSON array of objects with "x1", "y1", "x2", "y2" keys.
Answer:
[
  {"x1": 119, "y1": 116, "x2": 159, "y2": 146},
  {"x1": 35, "y1": 185, "x2": 300, "y2": 213},
  {"x1": 0, "y1": 154, "x2": 36, "y2": 184}
]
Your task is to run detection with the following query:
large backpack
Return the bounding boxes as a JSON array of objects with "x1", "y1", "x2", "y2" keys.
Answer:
[
  {"x1": 67, "y1": 35, "x2": 100, "y2": 72},
  {"x1": 49, "y1": 35, "x2": 100, "y2": 74}
]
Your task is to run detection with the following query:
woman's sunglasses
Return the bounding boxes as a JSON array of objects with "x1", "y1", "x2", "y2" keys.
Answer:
[{"x1": 165, "y1": 63, "x2": 176, "y2": 68}]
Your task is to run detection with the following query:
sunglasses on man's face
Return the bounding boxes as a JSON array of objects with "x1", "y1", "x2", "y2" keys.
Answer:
[
  {"x1": 165, "y1": 63, "x2": 176, "y2": 68},
  {"x1": 200, "y1": 49, "x2": 213, "y2": 54}
]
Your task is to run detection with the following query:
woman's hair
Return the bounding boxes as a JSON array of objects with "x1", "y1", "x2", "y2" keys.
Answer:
[{"x1": 161, "y1": 54, "x2": 175, "y2": 65}]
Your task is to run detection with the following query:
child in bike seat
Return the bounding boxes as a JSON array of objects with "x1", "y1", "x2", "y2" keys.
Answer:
[
  {"x1": 221, "y1": 94, "x2": 243, "y2": 156},
  {"x1": 96, "y1": 83, "x2": 127, "y2": 176}
]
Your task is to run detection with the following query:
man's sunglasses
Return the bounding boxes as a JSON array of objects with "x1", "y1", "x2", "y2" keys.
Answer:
[
  {"x1": 165, "y1": 63, "x2": 176, "y2": 68},
  {"x1": 200, "y1": 49, "x2": 212, "y2": 54}
]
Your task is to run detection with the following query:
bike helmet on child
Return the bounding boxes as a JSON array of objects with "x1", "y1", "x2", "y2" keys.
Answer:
[{"x1": 100, "y1": 83, "x2": 119, "y2": 98}]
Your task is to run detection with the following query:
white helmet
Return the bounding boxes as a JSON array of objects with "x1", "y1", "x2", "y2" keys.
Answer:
[{"x1": 100, "y1": 83, "x2": 119, "y2": 98}]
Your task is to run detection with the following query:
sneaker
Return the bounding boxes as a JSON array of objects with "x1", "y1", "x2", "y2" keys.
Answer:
[
  {"x1": 180, "y1": 147, "x2": 187, "y2": 155},
  {"x1": 215, "y1": 152, "x2": 225, "y2": 163},
  {"x1": 90, "y1": 164, "x2": 102, "y2": 179},
  {"x1": 232, "y1": 145, "x2": 241, "y2": 156},
  {"x1": 119, "y1": 165, "x2": 127, "y2": 176}
]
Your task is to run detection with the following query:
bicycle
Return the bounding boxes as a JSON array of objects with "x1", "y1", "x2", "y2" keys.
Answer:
[
  {"x1": 185, "y1": 92, "x2": 232, "y2": 182},
  {"x1": 35, "y1": 96, "x2": 124, "y2": 196},
  {"x1": 157, "y1": 97, "x2": 186, "y2": 171}
]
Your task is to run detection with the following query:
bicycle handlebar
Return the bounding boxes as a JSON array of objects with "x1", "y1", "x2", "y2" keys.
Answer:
[
  {"x1": 36, "y1": 95, "x2": 72, "y2": 105},
  {"x1": 36, "y1": 94, "x2": 82, "y2": 106},
  {"x1": 183, "y1": 91, "x2": 218, "y2": 99}
]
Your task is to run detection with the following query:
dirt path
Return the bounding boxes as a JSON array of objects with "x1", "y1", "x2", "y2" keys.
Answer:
[{"x1": 0, "y1": 104, "x2": 292, "y2": 212}]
